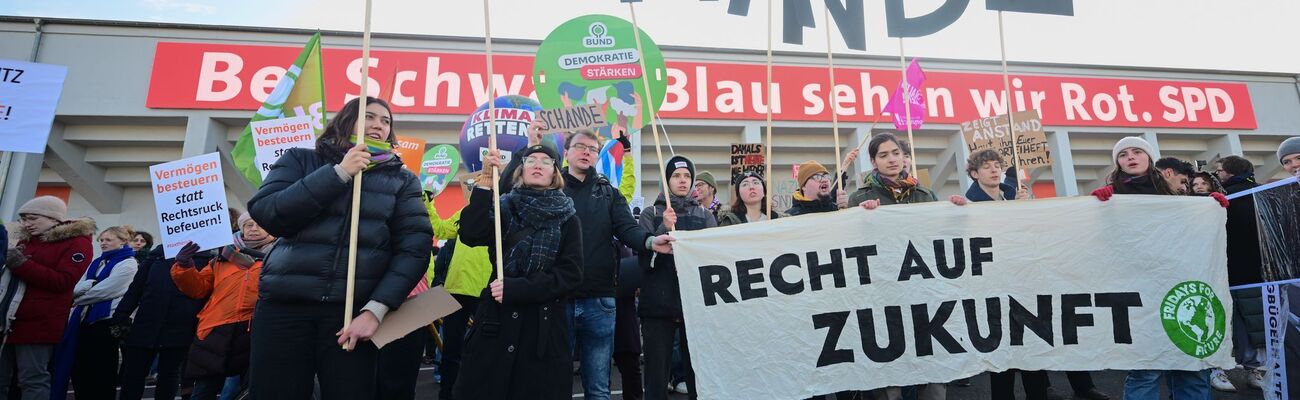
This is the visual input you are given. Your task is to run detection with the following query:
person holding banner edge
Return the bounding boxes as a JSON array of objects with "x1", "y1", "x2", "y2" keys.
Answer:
[
  {"x1": 1089, "y1": 137, "x2": 1225, "y2": 399},
  {"x1": 639, "y1": 154, "x2": 713, "y2": 400},
  {"x1": 452, "y1": 143, "x2": 584, "y2": 399},
  {"x1": 854, "y1": 133, "x2": 967, "y2": 210},
  {"x1": 246, "y1": 96, "x2": 433, "y2": 399}
]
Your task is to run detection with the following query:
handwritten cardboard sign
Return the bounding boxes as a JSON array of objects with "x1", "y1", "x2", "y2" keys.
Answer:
[
  {"x1": 537, "y1": 104, "x2": 607, "y2": 134},
  {"x1": 960, "y1": 110, "x2": 1053, "y2": 169}
]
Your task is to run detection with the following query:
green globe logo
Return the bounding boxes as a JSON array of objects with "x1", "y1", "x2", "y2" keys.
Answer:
[{"x1": 1160, "y1": 281, "x2": 1226, "y2": 359}]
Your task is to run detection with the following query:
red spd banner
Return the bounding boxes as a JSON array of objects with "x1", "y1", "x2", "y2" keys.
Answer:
[{"x1": 146, "y1": 42, "x2": 1257, "y2": 129}]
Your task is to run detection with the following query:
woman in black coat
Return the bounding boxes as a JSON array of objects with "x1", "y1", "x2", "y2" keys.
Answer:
[
  {"x1": 112, "y1": 244, "x2": 208, "y2": 400},
  {"x1": 246, "y1": 97, "x2": 433, "y2": 399},
  {"x1": 453, "y1": 143, "x2": 584, "y2": 400}
]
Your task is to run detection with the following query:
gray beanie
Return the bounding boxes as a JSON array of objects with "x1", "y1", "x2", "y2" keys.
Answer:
[
  {"x1": 1278, "y1": 137, "x2": 1300, "y2": 163},
  {"x1": 1112, "y1": 136, "x2": 1155, "y2": 163}
]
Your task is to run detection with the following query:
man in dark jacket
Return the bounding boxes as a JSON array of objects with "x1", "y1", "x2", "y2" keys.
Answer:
[
  {"x1": 786, "y1": 160, "x2": 848, "y2": 216},
  {"x1": 1217, "y1": 155, "x2": 1267, "y2": 388},
  {"x1": 500, "y1": 124, "x2": 670, "y2": 400}
]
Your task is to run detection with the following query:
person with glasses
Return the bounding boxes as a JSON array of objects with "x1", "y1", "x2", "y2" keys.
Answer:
[
  {"x1": 786, "y1": 148, "x2": 858, "y2": 217},
  {"x1": 454, "y1": 144, "x2": 585, "y2": 400},
  {"x1": 496, "y1": 122, "x2": 674, "y2": 400}
]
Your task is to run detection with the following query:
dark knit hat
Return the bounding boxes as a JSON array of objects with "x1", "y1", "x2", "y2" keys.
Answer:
[
  {"x1": 665, "y1": 155, "x2": 696, "y2": 183},
  {"x1": 519, "y1": 143, "x2": 561, "y2": 172},
  {"x1": 695, "y1": 171, "x2": 717, "y2": 190}
]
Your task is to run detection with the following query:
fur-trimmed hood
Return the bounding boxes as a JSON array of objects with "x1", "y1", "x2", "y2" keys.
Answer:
[{"x1": 16, "y1": 218, "x2": 96, "y2": 243}]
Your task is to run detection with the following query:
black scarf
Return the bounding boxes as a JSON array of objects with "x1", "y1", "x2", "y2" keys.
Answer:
[{"x1": 499, "y1": 188, "x2": 575, "y2": 276}]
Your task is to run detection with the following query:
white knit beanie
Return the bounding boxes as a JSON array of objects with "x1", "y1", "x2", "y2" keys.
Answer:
[
  {"x1": 17, "y1": 196, "x2": 67, "y2": 222},
  {"x1": 1112, "y1": 136, "x2": 1155, "y2": 163}
]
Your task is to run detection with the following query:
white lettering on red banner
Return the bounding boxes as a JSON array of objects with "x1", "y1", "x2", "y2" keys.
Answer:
[{"x1": 146, "y1": 42, "x2": 1257, "y2": 129}]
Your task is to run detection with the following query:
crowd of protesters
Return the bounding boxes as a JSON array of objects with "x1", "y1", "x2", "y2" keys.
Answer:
[{"x1": 1, "y1": 95, "x2": 1296, "y2": 400}]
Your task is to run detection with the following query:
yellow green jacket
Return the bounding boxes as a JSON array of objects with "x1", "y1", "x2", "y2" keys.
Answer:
[{"x1": 426, "y1": 200, "x2": 493, "y2": 297}]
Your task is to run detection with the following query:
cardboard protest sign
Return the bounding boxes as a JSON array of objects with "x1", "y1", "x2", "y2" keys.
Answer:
[
  {"x1": 537, "y1": 104, "x2": 607, "y2": 134},
  {"x1": 730, "y1": 143, "x2": 765, "y2": 180},
  {"x1": 420, "y1": 144, "x2": 461, "y2": 196},
  {"x1": 0, "y1": 60, "x2": 67, "y2": 154},
  {"x1": 395, "y1": 135, "x2": 426, "y2": 174},
  {"x1": 150, "y1": 152, "x2": 234, "y2": 258},
  {"x1": 672, "y1": 196, "x2": 1233, "y2": 399},
  {"x1": 249, "y1": 115, "x2": 316, "y2": 179},
  {"x1": 960, "y1": 110, "x2": 1053, "y2": 169},
  {"x1": 372, "y1": 286, "x2": 461, "y2": 348}
]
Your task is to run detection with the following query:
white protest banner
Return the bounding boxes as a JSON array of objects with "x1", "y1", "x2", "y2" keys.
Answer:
[
  {"x1": 672, "y1": 196, "x2": 1234, "y2": 399},
  {"x1": 250, "y1": 115, "x2": 316, "y2": 178},
  {"x1": 0, "y1": 60, "x2": 68, "y2": 153},
  {"x1": 150, "y1": 152, "x2": 233, "y2": 258}
]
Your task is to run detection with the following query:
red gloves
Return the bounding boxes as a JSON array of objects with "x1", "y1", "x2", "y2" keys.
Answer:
[
  {"x1": 1091, "y1": 186, "x2": 1114, "y2": 201},
  {"x1": 1210, "y1": 192, "x2": 1229, "y2": 208}
]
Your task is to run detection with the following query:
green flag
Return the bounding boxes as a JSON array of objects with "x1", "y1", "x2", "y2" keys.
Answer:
[{"x1": 231, "y1": 32, "x2": 327, "y2": 186}]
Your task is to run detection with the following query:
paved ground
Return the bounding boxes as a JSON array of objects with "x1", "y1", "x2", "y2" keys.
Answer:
[{"x1": 123, "y1": 366, "x2": 1265, "y2": 399}]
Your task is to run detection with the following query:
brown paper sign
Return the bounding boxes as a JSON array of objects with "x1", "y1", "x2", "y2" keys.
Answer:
[
  {"x1": 372, "y1": 285, "x2": 461, "y2": 349},
  {"x1": 959, "y1": 110, "x2": 1053, "y2": 169},
  {"x1": 537, "y1": 104, "x2": 608, "y2": 134}
]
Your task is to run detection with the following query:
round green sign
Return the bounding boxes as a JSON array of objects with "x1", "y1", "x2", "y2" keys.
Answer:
[
  {"x1": 1160, "y1": 281, "x2": 1227, "y2": 359},
  {"x1": 533, "y1": 14, "x2": 667, "y2": 137}
]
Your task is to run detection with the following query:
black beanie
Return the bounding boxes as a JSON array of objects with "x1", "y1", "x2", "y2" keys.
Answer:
[
  {"x1": 665, "y1": 155, "x2": 695, "y2": 184},
  {"x1": 519, "y1": 143, "x2": 561, "y2": 172}
]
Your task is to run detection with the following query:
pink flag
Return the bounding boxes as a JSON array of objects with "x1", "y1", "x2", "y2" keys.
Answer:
[{"x1": 882, "y1": 60, "x2": 927, "y2": 131}]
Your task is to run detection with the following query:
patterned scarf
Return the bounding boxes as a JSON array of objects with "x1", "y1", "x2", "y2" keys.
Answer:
[
  {"x1": 499, "y1": 188, "x2": 575, "y2": 276},
  {"x1": 867, "y1": 170, "x2": 919, "y2": 203},
  {"x1": 348, "y1": 136, "x2": 396, "y2": 169}
]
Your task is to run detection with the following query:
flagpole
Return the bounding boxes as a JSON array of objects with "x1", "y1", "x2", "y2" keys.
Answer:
[
  {"x1": 824, "y1": 5, "x2": 844, "y2": 193},
  {"x1": 998, "y1": 11, "x2": 1025, "y2": 188},
  {"x1": 763, "y1": 0, "x2": 775, "y2": 216},
  {"x1": 342, "y1": 0, "x2": 373, "y2": 350},
  {"x1": 898, "y1": 38, "x2": 917, "y2": 178},
  {"x1": 483, "y1": 0, "x2": 505, "y2": 282},
  {"x1": 628, "y1": 2, "x2": 673, "y2": 228}
]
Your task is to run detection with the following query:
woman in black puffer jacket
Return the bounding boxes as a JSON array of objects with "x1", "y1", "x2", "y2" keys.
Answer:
[{"x1": 246, "y1": 97, "x2": 432, "y2": 399}]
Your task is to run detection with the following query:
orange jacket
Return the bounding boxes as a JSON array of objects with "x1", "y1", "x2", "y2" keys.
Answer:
[{"x1": 170, "y1": 259, "x2": 261, "y2": 340}]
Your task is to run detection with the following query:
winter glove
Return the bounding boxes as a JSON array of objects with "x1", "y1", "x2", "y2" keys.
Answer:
[
  {"x1": 1091, "y1": 186, "x2": 1114, "y2": 202},
  {"x1": 176, "y1": 242, "x2": 200, "y2": 268},
  {"x1": 616, "y1": 133, "x2": 632, "y2": 152},
  {"x1": 109, "y1": 320, "x2": 132, "y2": 339},
  {"x1": 1210, "y1": 192, "x2": 1229, "y2": 208},
  {"x1": 5, "y1": 248, "x2": 24, "y2": 269}
]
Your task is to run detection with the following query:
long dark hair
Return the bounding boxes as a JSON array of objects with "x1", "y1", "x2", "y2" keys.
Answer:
[
  {"x1": 728, "y1": 173, "x2": 768, "y2": 217},
  {"x1": 316, "y1": 96, "x2": 396, "y2": 154},
  {"x1": 1107, "y1": 148, "x2": 1175, "y2": 195}
]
